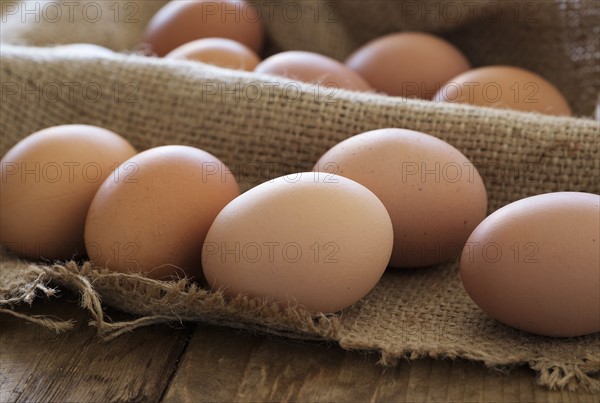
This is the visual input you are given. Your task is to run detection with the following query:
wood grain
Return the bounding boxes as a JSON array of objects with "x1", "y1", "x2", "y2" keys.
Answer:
[
  {"x1": 0, "y1": 293, "x2": 193, "y2": 403},
  {"x1": 164, "y1": 326, "x2": 600, "y2": 403},
  {"x1": 1, "y1": 297, "x2": 599, "y2": 403}
]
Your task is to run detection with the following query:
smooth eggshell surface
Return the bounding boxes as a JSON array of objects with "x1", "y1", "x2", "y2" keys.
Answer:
[
  {"x1": 433, "y1": 66, "x2": 572, "y2": 116},
  {"x1": 314, "y1": 128, "x2": 488, "y2": 268},
  {"x1": 84, "y1": 145, "x2": 240, "y2": 280},
  {"x1": 0, "y1": 125, "x2": 137, "y2": 261},
  {"x1": 254, "y1": 51, "x2": 373, "y2": 92},
  {"x1": 165, "y1": 38, "x2": 260, "y2": 71},
  {"x1": 201, "y1": 172, "x2": 394, "y2": 313},
  {"x1": 345, "y1": 32, "x2": 471, "y2": 99},
  {"x1": 143, "y1": 0, "x2": 264, "y2": 57},
  {"x1": 460, "y1": 192, "x2": 600, "y2": 337}
]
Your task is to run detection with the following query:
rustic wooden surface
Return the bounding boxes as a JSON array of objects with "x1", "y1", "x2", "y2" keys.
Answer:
[{"x1": 1, "y1": 294, "x2": 598, "y2": 403}]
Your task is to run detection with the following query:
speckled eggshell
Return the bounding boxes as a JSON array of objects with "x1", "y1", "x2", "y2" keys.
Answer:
[
  {"x1": 433, "y1": 66, "x2": 572, "y2": 116},
  {"x1": 460, "y1": 192, "x2": 600, "y2": 337},
  {"x1": 165, "y1": 38, "x2": 260, "y2": 71},
  {"x1": 314, "y1": 128, "x2": 488, "y2": 268},
  {"x1": 345, "y1": 32, "x2": 471, "y2": 99},
  {"x1": 84, "y1": 145, "x2": 240, "y2": 280},
  {"x1": 0, "y1": 125, "x2": 137, "y2": 261},
  {"x1": 254, "y1": 51, "x2": 373, "y2": 92}
]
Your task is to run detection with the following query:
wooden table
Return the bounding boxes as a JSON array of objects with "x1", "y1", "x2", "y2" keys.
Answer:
[{"x1": 1, "y1": 292, "x2": 598, "y2": 403}]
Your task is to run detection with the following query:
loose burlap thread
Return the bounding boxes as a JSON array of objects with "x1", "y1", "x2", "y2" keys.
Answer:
[{"x1": 1, "y1": 0, "x2": 599, "y2": 392}]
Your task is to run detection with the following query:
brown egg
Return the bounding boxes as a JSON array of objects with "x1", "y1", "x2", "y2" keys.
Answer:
[
  {"x1": 84, "y1": 145, "x2": 240, "y2": 280},
  {"x1": 0, "y1": 125, "x2": 137, "y2": 261},
  {"x1": 314, "y1": 128, "x2": 488, "y2": 268},
  {"x1": 143, "y1": 0, "x2": 264, "y2": 57},
  {"x1": 433, "y1": 66, "x2": 572, "y2": 116},
  {"x1": 254, "y1": 51, "x2": 373, "y2": 92},
  {"x1": 460, "y1": 192, "x2": 600, "y2": 337},
  {"x1": 165, "y1": 38, "x2": 260, "y2": 71},
  {"x1": 202, "y1": 173, "x2": 393, "y2": 313},
  {"x1": 345, "y1": 32, "x2": 470, "y2": 99}
]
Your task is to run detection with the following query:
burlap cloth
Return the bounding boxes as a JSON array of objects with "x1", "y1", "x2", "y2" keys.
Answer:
[{"x1": 1, "y1": 0, "x2": 599, "y2": 392}]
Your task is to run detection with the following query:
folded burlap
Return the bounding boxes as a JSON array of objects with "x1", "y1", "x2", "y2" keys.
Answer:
[{"x1": 1, "y1": 0, "x2": 599, "y2": 392}]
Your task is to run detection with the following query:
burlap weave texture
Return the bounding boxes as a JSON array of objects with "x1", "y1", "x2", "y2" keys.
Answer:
[{"x1": 1, "y1": 0, "x2": 599, "y2": 391}]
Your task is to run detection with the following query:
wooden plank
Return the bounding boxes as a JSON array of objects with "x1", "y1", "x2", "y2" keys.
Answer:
[
  {"x1": 164, "y1": 325, "x2": 600, "y2": 403},
  {"x1": 0, "y1": 292, "x2": 194, "y2": 402},
  {"x1": 2, "y1": 296, "x2": 599, "y2": 403}
]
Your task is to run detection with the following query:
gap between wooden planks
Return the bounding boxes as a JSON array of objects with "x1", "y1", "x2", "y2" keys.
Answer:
[{"x1": 1, "y1": 293, "x2": 598, "y2": 403}]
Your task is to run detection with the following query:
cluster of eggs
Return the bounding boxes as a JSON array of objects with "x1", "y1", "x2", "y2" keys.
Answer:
[
  {"x1": 142, "y1": 0, "x2": 572, "y2": 116},
  {"x1": 1, "y1": 124, "x2": 598, "y2": 338},
  {"x1": 2, "y1": 1, "x2": 596, "y2": 338}
]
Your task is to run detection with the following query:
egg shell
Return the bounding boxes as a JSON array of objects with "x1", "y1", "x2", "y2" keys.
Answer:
[
  {"x1": 314, "y1": 128, "x2": 488, "y2": 268},
  {"x1": 165, "y1": 38, "x2": 260, "y2": 71},
  {"x1": 254, "y1": 51, "x2": 373, "y2": 92},
  {"x1": 0, "y1": 125, "x2": 137, "y2": 261},
  {"x1": 345, "y1": 32, "x2": 471, "y2": 99},
  {"x1": 143, "y1": 0, "x2": 264, "y2": 57},
  {"x1": 201, "y1": 172, "x2": 394, "y2": 313},
  {"x1": 433, "y1": 66, "x2": 572, "y2": 116},
  {"x1": 460, "y1": 192, "x2": 600, "y2": 337},
  {"x1": 84, "y1": 145, "x2": 240, "y2": 280}
]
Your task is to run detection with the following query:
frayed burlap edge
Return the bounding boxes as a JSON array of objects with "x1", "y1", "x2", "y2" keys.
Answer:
[
  {"x1": 338, "y1": 340, "x2": 600, "y2": 393},
  {"x1": 1, "y1": 255, "x2": 599, "y2": 393},
  {"x1": 0, "y1": 255, "x2": 340, "y2": 342}
]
